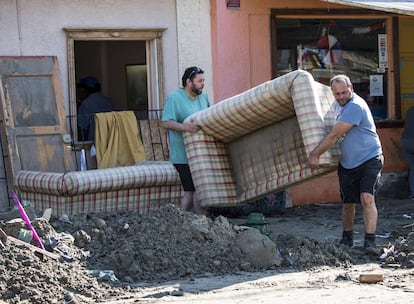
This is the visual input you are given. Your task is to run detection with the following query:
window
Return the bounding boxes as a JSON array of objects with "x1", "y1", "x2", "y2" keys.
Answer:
[
  {"x1": 272, "y1": 15, "x2": 394, "y2": 121},
  {"x1": 64, "y1": 28, "x2": 166, "y2": 142}
]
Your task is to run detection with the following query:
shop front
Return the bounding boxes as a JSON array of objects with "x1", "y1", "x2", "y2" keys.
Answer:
[{"x1": 211, "y1": 0, "x2": 414, "y2": 205}]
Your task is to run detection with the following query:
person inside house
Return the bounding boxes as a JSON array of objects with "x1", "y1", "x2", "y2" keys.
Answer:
[
  {"x1": 161, "y1": 66, "x2": 211, "y2": 215},
  {"x1": 401, "y1": 105, "x2": 414, "y2": 199},
  {"x1": 308, "y1": 74, "x2": 383, "y2": 256},
  {"x1": 77, "y1": 76, "x2": 114, "y2": 141}
]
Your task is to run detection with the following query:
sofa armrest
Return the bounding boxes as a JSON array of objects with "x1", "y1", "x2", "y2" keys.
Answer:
[
  {"x1": 290, "y1": 72, "x2": 339, "y2": 163},
  {"x1": 15, "y1": 171, "x2": 66, "y2": 195},
  {"x1": 185, "y1": 131, "x2": 238, "y2": 207}
]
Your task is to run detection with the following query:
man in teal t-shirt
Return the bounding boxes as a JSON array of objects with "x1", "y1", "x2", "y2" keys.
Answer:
[{"x1": 161, "y1": 67, "x2": 210, "y2": 215}]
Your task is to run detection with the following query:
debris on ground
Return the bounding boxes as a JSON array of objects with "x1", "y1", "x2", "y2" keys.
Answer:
[{"x1": 0, "y1": 201, "x2": 413, "y2": 303}]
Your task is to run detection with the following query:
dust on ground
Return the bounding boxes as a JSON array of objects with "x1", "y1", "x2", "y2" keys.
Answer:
[{"x1": 1, "y1": 198, "x2": 414, "y2": 303}]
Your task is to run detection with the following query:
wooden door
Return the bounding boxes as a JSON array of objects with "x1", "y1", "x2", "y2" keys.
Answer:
[{"x1": 0, "y1": 56, "x2": 75, "y2": 176}]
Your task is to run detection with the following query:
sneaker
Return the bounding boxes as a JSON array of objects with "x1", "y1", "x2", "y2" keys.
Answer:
[
  {"x1": 364, "y1": 240, "x2": 382, "y2": 256},
  {"x1": 339, "y1": 237, "x2": 353, "y2": 247}
]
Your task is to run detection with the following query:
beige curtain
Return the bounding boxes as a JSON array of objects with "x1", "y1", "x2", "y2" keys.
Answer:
[{"x1": 95, "y1": 111, "x2": 146, "y2": 168}]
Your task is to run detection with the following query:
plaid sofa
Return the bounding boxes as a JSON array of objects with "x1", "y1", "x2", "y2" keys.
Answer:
[
  {"x1": 14, "y1": 162, "x2": 182, "y2": 216},
  {"x1": 184, "y1": 70, "x2": 340, "y2": 208}
]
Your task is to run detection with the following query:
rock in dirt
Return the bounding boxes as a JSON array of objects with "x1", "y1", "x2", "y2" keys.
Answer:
[{"x1": 235, "y1": 228, "x2": 281, "y2": 268}]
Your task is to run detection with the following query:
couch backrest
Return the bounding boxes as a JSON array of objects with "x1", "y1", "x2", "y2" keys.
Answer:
[{"x1": 15, "y1": 163, "x2": 180, "y2": 196}]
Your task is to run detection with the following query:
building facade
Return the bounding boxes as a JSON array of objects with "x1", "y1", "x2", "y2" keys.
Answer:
[
  {"x1": 210, "y1": 0, "x2": 414, "y2": 204},
  {"x1": 1, "y1": 0, "x2": 413, "y2": 210},
  {"x1": 0, "y1": 0, "x2": 213, "y2": 210}
]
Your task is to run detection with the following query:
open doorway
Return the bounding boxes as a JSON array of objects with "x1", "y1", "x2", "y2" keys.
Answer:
[
  {"x1": 65, "y1": 28, "x2": 168, "y2": 169},
  {"x1": 65, "y1": 28, "x2": 166, "y2": 142},
  {"x1": 74, "y1": 40, "x2": 147, "y2": 113}
]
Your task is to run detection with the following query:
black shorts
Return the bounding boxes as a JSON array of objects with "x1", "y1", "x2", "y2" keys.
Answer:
[
  {"x1": 174, "y1": 164, "x2": 195, "y2": 192},
  {"x1": 338, "y1": 155, "x2": 384, "y2": 204}
]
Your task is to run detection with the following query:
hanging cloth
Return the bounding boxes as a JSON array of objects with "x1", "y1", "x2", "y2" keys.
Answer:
[{"x1": 94, "y1": 111, "x2": 146, "y2": 168}]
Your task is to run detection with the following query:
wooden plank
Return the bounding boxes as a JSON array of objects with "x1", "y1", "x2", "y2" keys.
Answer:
[
  {"x1": 359, "y1": 273, "x2": 384, "y2": 284},
  {"x1": 0, "y1": 228, "x2": 59, "y2": 260}
]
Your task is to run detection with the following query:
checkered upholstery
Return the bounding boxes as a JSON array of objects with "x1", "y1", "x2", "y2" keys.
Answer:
[
  {"x1": 184, "y1": 70, "x2": 340, "y2": 208},
  {"x1": 14, "y1": 162, "x2": 182, "y2": 216}
]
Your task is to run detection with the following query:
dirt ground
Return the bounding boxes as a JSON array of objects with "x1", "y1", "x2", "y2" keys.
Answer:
[{"x1": 1, "y1": 197, "x2": 414, "y2": 304}]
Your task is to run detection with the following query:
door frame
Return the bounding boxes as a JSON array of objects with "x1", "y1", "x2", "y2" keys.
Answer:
[{"x1": 64, "y1": 28, "x2": 167, "y2": 142}]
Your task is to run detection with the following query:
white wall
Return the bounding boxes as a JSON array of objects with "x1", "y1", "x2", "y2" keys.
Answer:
[
  {"x1": 176, "y1": 0, "x2": 214, "y2": 101},
  {"x1": 0, "y1": 0, "x2": 213, "y2": 210},
  {"x1": 0, "y1": 0, "x2": 182, "y2": 108}
]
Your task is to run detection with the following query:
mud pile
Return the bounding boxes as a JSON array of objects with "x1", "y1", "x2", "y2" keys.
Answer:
[{"x1": 1, "y1": 203, "x2": 413, "y2": 303}]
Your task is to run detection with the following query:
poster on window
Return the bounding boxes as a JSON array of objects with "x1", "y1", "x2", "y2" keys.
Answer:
[
  {"x1": 378, "y1": 34, "x2": 388, "y2": 69},
  {"x1": 370, "y1": 75, "x2": 383, "y2": 97}
]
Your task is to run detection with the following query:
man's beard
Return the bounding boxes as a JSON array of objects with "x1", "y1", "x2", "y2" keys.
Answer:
[{"x1": 191, "y1": 84, "x2": 202, "y2": 96}]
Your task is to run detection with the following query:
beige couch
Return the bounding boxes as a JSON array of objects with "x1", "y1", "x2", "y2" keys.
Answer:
[
  {"x1": 184, "y1": 70, "x2": 340, "y2": 208},
  {"x1": 14, "y1": 162, "x2": 182, "y2": 217},
  {"x1": 13, "y1": 113, "x2": 184, "y2": 217}
]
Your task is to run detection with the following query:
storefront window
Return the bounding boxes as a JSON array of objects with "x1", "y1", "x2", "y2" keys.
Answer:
[{"x1": 275, "y1": 18, "x2": 388, "y2": 120}]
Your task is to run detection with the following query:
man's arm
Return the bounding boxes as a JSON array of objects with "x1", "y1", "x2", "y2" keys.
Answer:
[
  {"x1": 161, "y1": 120, "x2": 200, "y2": 133},
  {"x1": 308, "y1": 121, "x2": 353, "y2": 168}
]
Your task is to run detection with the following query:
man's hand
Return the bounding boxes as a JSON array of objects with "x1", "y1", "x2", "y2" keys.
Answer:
[
  {"x1": 183, "y1": 122, "x2": 201, "y2": 133},
  {"x1": 307, "y1": 121, "x2": 352, "y2": 169},
  {"x1": 308, "y1": 152, "x2": 320, "y2": 169}
]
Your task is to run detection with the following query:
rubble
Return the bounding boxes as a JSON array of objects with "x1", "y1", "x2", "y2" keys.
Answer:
[{"x1": 0, "y1": 201, "x2": 413, "y2": 303}]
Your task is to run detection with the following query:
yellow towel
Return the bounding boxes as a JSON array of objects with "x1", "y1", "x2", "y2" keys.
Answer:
[{"x1": 95, "y1": 111, "x2": 146, "y2": 168}]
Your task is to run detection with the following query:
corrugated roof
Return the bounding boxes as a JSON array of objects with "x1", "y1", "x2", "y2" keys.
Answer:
[{"x1": 321, "y1": 0, "x2": 414, "y2": 16}]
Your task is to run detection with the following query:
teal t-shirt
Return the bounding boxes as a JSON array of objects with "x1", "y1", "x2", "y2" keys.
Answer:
[{"x1": 162, "y1": 89, "x2": 210, "y2": 164}]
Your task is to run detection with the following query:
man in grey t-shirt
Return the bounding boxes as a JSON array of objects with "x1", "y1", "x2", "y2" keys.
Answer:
[{"x1": 308, "y1": 74, "x2": 383, "y2": 255}]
